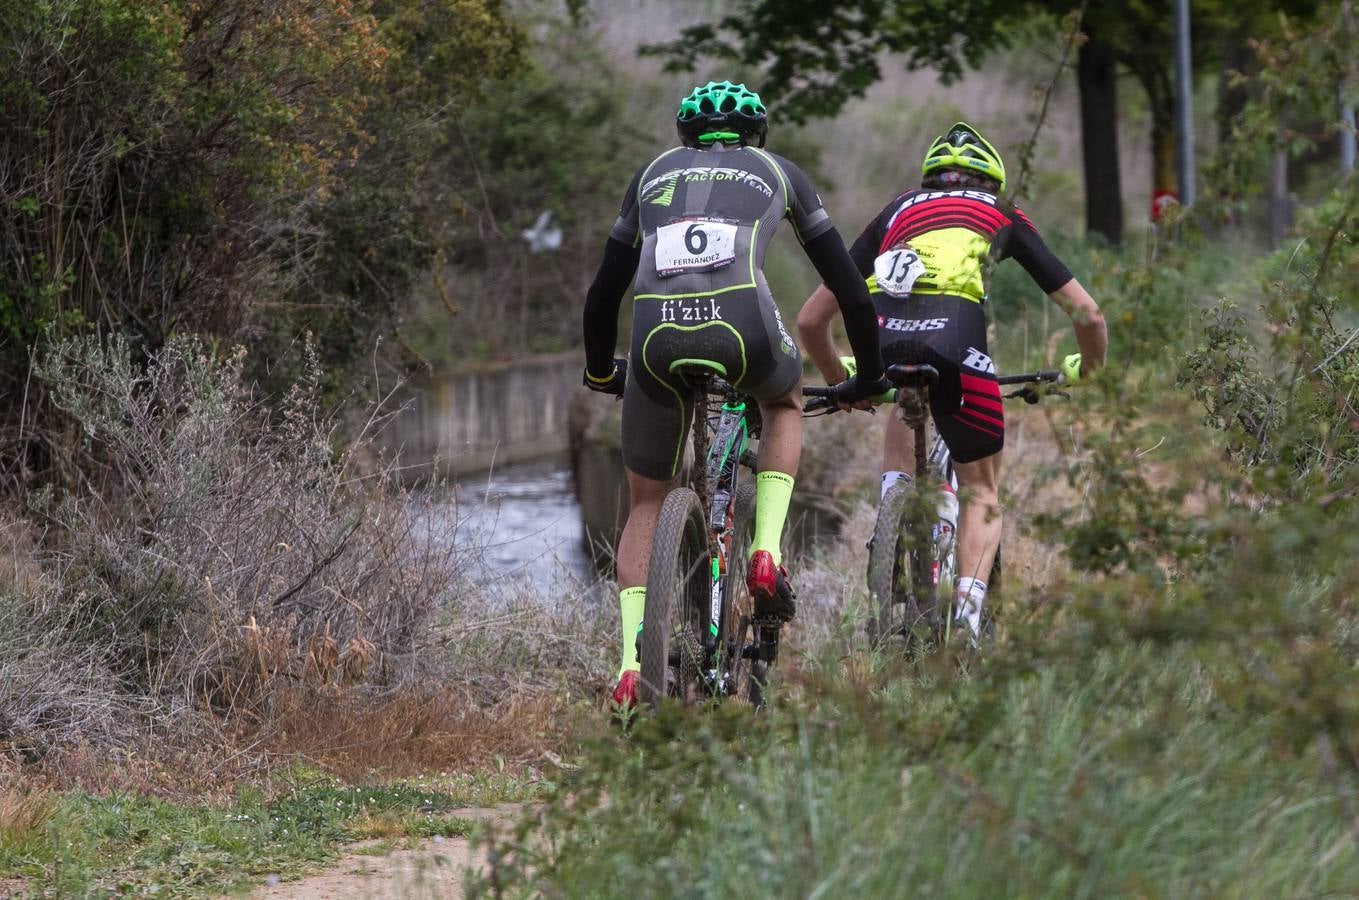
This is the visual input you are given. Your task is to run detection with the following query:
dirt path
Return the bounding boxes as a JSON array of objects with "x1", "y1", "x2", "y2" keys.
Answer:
[{"x1": 249, "y1": 805, "x2": 521, "y2": 900}]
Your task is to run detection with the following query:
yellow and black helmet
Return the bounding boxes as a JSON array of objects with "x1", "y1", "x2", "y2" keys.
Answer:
[{"x1": 921, "y1": 122, "x2": 1006, "y2": 192}]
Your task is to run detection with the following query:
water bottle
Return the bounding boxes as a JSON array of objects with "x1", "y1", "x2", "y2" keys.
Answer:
[
  {"x1": 934, "y1": 484, "x2": 958, "y2": 546},
  {"x1": 931, "y1": 483, "x2": 959, "y2": 589}
]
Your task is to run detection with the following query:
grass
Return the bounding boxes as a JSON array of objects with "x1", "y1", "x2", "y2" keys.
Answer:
[
  {"x1": 0, "y1": 767, "x2": 549, "y2": 897},
  {"x1": 479, "y1": 638, "x2": 1359, "y2": 898}
]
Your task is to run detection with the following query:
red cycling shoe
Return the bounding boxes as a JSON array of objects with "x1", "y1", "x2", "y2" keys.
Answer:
[
  {"x1": 746, "y1": 550, "x2": 797, "y2": 622},
  {"x1": 611, "y1": 670, "x2": 640, "y2": 709}
]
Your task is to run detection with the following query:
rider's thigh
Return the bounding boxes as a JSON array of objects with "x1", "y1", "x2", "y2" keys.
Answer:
[
  {"x1": 760, "y1": 379, "x2": 804, "y2": 413},
  {"x1": 953, "y1": 452, "x2": 1002, "y2": 501},
  {"x1": 624, "y1": 466, "x2": 675, "y2": 508}
]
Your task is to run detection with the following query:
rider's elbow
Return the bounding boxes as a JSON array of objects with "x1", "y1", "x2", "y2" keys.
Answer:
[
  {"x1": 1078, "y1": 303, "x2": 1106, "y2": 331},
  {"x1": 796, "y1": 292, "x2": 835, "y2": 339}
]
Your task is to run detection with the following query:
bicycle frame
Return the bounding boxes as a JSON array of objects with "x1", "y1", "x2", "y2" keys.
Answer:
[{"x1": 681, "y1": 373, "x2": 763, "y2": 696}]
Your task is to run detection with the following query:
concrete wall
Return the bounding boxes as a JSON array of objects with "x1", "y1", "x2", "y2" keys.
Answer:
[{"x1": 381, "y1": 352, "x2": 583, "y2": 477}]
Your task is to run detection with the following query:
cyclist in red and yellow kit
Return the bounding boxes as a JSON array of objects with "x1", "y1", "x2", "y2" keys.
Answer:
[{"x1": 797, "y1": 122, "x2": 1107, "y2": 639}]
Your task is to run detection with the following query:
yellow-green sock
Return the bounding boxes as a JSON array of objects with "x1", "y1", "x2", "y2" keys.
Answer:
[
  {"x1": 618, "y1": 586, "x2": 646, "y2": 678},
  {"x1": 752, "y1": 470, "x2": 794, "y2": 566}
]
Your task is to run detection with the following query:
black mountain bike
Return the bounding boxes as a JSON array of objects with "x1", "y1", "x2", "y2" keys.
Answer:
[
  {"x1": 805, "y1": 364, "x2": 1065, "y2": 649},
  {"x1": 638, "y1": 363, "x2": 780, "y2": 708}
]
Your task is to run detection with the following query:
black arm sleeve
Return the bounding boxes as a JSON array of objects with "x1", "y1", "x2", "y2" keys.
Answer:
[
  {"x1": 848, "y1": 195, "x2": 905, "y2": 276},
  {"x1": 803, "y1": 227, "x2": 884, "y2": 381},
  {"x1": 582, "y1": 236, "x2": 641, "y2": 377},
  {"x1": 1001, "y1": 208, "x2": 1073, "y2": 293},
  {"x1": 767, "y1": 153, "x2": 833, "y2": 244}
]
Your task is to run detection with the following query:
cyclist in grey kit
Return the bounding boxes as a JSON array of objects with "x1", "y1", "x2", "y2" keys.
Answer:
[{"x1": 581, "y1": 80, "x2": 888, "y2": 707}]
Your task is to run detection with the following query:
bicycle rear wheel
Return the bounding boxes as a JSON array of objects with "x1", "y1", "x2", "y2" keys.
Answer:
[
  {"x1": 639, "y1": 488, "x2": 710, "y2": 708},
  {"x1": 866, "y1": 482, "x2": 933, "y2": 649}
]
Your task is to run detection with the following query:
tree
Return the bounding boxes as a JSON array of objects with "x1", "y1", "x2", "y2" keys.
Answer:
[
  {"x1": 641, "y1": 0, "x2": 1323, "y2": 244},
  {"x1": 0, "y1": 0, "x2": 527, "y2": 485}
]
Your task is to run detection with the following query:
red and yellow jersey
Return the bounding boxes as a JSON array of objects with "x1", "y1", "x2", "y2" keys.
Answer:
[{"x1": 848, "y1": 188, "x2": 1072, "y2": 303}]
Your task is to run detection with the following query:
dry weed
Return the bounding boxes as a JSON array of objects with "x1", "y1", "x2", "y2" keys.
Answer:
[
  {"x1": 250, "y1": 685, "x2": 571, "y2": 779},
  {"x1": 0, "y1": 777, "x2": 55, "y2": 844}
]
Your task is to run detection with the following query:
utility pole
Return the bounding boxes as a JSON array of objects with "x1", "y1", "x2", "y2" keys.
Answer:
[
  {"x1": 1174, "y1": 0, "x2": 1196, "y2": 205},
  {"x1": 1343, "y1": 0, "x2": 1356, "y2": 172}
]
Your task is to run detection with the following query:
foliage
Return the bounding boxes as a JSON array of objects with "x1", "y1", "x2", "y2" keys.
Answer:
[
  {"x1": 639, "y1": 0, "x2": 1019, "y2": 123},
  {"x1": 403, "y1": 22, "x2": 662, "y2": 363},
  {"x1": 1181, "y1": 182, "x2": 1359, "y2": 493},
  {"x1": 0, "y1": 0, "x2": 527, "y2": 482},
  {"x1": 6, "y1": 334, "x2": 468, "y2": 747},
  {"x1": 1204, "y1": 3, "x2": 1358, "y2": 218}
]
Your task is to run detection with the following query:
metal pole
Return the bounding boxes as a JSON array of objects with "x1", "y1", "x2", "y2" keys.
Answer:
[
  {"x1": 1344, "y1": 1, "x2": 1356, "y2": 172},
  {"x1": 1174, "y1": 0, "x2": 1196, "y2": 205},
  {"x1": 1343, "y1": 103, "x2": 1356, "y2": 172}
]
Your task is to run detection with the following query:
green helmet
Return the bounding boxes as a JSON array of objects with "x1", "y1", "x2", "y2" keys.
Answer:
[
  {"x1": 676, "y1": 80, "x2": 768, "y2": 149},
  {"x1": 921, "y1": 122, "x2": 1006, "y2": 192}
]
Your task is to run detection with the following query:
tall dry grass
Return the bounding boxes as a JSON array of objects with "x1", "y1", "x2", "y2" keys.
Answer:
[{"x1": 0, "y1": 334, "x2": 519, "y2": 774}]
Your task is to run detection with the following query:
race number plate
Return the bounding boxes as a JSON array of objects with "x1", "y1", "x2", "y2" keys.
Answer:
[
  {"x1": 874, "y1": 246, "x2": 926, "y2": 297},
  {"x1": 655, "y1": 218, "x2": 738, "y2": 277}
]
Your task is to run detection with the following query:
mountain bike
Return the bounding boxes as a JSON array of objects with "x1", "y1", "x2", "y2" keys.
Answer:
[
  {"x1": 638, "y1": 363, "x2": 779, "y2": 708},
  {"x1": 804, "y1": 364, "x2": 1065, "y2": 649}
]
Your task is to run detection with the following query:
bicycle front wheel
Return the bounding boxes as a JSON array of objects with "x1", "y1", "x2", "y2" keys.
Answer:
[{"x1": 639, "y1": 488, "x2": 710, "y2": 708}]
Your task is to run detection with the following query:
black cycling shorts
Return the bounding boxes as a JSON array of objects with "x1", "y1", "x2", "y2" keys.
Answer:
[
  {"x1": 874, "y1": 293, "x2": 1003, "y2": 464},
  {"x1": 621, "y1": 288, "x2": 801, "y2": 481}
]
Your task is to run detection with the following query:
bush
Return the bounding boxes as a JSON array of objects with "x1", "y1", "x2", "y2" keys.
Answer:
[
  {"x1": 11, "y1": 334, "x2": 467, "y2": 748},
  {"x1": 0, "y1": 0, "x2": 528, "y2": 482}
]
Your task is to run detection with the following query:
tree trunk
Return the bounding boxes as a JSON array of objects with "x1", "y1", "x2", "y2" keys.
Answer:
[
  {"x1": 1268, "y1": 147, "x2": 1292, "y2": 246},
  {"x1": 1076, "y1": 30, "x2": 1123, "y2": 244},
  {"x1": 1152, "y1": 114, "x2": 1177, "y2": 203}
]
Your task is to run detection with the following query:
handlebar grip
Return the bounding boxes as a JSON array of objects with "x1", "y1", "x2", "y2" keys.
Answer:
[
  {"x1": 801, "y1": 386, "x2": 838, "y2": 413},
  {"x1": 996, "y1": 369, "x2": 1062, "y2": 386},
  {"x1": 802, "y1": 397, "x2": 835, "y2": 413}
]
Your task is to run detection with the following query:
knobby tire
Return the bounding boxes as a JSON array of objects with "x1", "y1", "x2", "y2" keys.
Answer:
[
  {"x1": 867, "y1": 482, "x2": 922, "y2": 648},
  {"x1": 639, "y1": 488, "x2": 708, "y2": 708}
]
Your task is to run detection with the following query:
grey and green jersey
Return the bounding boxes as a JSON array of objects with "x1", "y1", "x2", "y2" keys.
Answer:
[
  {"x1": 609, "y1": 144, "x2": 830, "y2": 480},
  {"x1": 610, "y1": 144, "x2": 834, "y2": 295}
]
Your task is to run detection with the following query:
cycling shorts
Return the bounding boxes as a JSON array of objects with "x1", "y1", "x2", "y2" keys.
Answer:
[
  {"x1": 874, "y1": 293, "x2": 1003, "y2": 463},
  {"x1": 622, "y1": 287, "x2": 801, "y2": 481}
]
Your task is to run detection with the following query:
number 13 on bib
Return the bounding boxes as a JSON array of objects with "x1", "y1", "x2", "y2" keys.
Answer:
[
  {"x1": 874, "y1": 246, "x2": 925, "y2": 298},
  {"x1": 655, "y1": 218, "x2": 738, "y2": 277}
]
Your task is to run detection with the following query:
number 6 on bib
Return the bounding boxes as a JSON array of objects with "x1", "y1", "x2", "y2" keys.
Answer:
[
  {"x1": 655, "y1": 218, "x2": 738, "y2": 277},
  {"x1": 874, "y1": 247, "x2": 925, "y2": 298}
]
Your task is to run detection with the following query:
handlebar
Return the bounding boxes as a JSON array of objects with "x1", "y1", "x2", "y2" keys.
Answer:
[
  {"x1": 997, "y1": 369, "x2": 1061, "y2": 386},
  {"x1": 803, "y1": 367, "x2": 1067, "y2": 413}
]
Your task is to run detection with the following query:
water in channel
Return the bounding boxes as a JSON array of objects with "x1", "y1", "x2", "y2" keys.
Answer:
[{"x1": 450, "y1": 458, "x2": 598, "y2": 589}]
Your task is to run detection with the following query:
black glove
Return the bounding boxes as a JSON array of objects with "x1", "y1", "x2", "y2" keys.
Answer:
[
  {"x1": 832, "y1": 374, "x2": 893, "y2": 406},
  {"x1": 583, "y1": 358, "x2": 627, "y2": 397}
]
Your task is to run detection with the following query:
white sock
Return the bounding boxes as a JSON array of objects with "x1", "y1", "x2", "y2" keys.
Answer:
[
  {"x1": 954, "y1": 576, "x2": 988, "y2": 638},
  {"x1": 880, "y1": 470, "x2": 911, "y2": 500}
]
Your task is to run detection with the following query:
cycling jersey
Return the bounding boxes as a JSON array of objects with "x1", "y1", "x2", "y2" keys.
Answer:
[
  {"x1": 847, "y1": 188, "x2": 1073, "y2": 463},
  {"x1": 848, "y1": 189, "x2": 1072, "y2": 303},
  {"x1": 588, "y1": 143, "x2": 871, "y2": 481}
]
